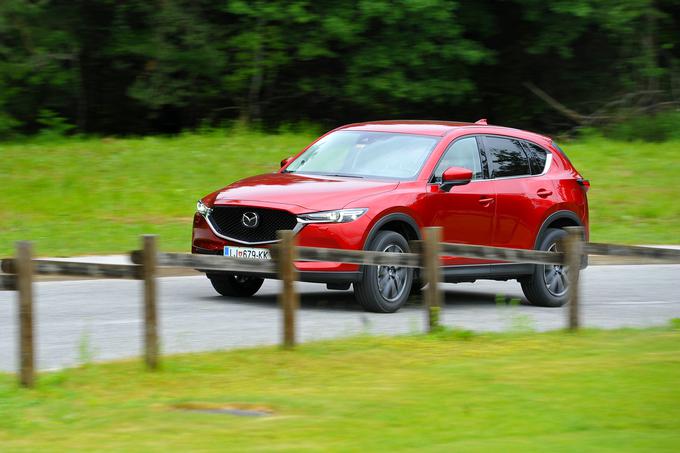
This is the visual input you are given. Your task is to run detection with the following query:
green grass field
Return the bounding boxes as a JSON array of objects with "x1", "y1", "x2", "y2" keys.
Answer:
[
  {"x1": 1, "y1": 327, "x2": 679, "y2": 451},
  {"x1": 1, "y1": 130, "x2": 678, "y2": 256}
]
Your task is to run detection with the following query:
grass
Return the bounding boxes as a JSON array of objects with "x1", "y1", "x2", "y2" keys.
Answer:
[
  {"x1": 562, "y1": 136, "x2": 680, "y2": 244},
  {"x1": 1, "y1": 327, "x2": 679, "y2": 451},
  {"x1": 0, "y1": 129, "x2": 678, "y2": 256},
  {"x1": 0, "y1": 128, "x2": 316, "y2": 256}
]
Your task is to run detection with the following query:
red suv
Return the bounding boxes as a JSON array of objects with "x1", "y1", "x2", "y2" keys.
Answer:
[{"x1": 192, "y1": 120, "x2": 589, "y2": 312}]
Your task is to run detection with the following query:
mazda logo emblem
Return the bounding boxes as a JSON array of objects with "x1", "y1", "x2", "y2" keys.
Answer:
[{"x1": 242, "y1": 212, "x2": 259, "y2": 228}]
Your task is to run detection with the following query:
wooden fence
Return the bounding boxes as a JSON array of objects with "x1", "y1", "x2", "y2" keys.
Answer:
[{"x1": 2, "y1": 226, "x2": 680, "y2": 388}]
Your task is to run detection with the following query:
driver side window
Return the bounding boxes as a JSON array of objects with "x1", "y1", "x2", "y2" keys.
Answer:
[{"x1": 433, "y1": 137, "x2": 483, "y2": 182}]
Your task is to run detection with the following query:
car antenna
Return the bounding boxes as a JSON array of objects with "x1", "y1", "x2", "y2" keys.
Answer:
[{"x1": 475, "y1": 118, "x2": 488, "y2": 125}]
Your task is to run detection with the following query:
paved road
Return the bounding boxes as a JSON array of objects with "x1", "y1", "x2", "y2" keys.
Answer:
[{"x1": 1, "y1": 264, "x2": 678, "y2": 371}]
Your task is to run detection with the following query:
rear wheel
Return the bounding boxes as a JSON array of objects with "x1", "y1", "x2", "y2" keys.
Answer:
[
  {"x1": 521, "y1": 228, "x2": 569, "y2": 307},
  {"x1": 354, "y1": 231, "x2": 413, "y2": 313},
  {"x1": 208, "y1": 273, "x2": 264, "y2": 297},
  {"x1": 410, "y1": 269, "x2": 424, "y2": 295}
]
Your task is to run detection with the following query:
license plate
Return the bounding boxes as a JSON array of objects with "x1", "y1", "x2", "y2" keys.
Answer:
[{"x1": 224, "y1": 246, "x2": 271, "y2": 260}]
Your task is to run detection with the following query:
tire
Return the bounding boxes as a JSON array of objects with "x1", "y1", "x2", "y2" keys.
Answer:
[
  {"x1": 521, "y1": 228, "x2": 569, "y2": 307},
  {"x1": 354, "y1": 231, "x2": 414, "y2": 313},
  {"x1": 410, "y1": 269, "x2": 424, "y2": 295},
  {"x1": 208, "y1": 273, "x2": 264, "y2": 297}
]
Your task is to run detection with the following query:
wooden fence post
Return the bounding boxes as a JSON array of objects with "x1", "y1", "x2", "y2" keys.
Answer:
[
  {"x1": 16, "y1": 241, "x2": 35, "y2": 388},
  {"x1": 142, "y1": 235, "x2": 159, "y2": 369},
  {"x1": 277, "y1": 230, "x2": 298, "y2": 348},
  {"x1": 422, "y1": 227, "x2": 443, "y2": 332},
  {"x1": 564, "y1": 226, "x2": 585, "y2": 331}
]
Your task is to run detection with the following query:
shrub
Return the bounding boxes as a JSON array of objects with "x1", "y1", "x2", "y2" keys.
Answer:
[{"x1": 603, "y1": 111, "x2": 680, "y2": 142}]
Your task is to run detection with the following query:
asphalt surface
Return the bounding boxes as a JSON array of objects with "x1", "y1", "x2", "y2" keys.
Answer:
[{"x1": 1, "y1": 264, "x2": 679, "y2": 372}]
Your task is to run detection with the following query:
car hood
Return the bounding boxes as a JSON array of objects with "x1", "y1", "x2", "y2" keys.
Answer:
[{"x1": 213, "y1": 173, "x2": 399, "y2": 212}]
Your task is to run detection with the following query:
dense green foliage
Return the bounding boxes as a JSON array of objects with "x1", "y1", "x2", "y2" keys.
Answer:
[
  {"x1": 0, "y1": 131, "x2": 677, "y2": 257},
  {"x1": 602, "y1": 110, "x2": 680, "y2": 141},
  {"x1": 1, "y1": 327, "x2": 679, "y2": 451},
  {"x1": 1, "y1": 0, "x2": 678, "y2": 136}
]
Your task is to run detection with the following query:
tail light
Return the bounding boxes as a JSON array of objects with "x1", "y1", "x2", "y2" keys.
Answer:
[{"x1": 577, "y1": 177, "x2": 590, "y2": 193}]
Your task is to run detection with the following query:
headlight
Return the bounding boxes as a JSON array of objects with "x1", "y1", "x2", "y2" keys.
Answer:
[
  {"x1": 196, "y1": 200, "x2": 212, "y2": 216},
  {"x1": 297, "y1": 208, "x2": 367, "y2": 224}
]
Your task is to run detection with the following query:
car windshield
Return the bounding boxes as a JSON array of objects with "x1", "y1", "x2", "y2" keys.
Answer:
[{"x1": 284, "y1": 131, "x2": 439, "y2": 180}]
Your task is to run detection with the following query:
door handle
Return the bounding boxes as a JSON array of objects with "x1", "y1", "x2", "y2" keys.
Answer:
[
  {"x1": 537, "y1": 189, "x2": 553, "y2": 198},
  {"x1": 479, "y1": 196, "x2": 495, "y2": 206}
]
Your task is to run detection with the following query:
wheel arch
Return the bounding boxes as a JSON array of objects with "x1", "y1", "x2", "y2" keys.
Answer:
[
  {"x1": 534, "y1": 210, "x2": 583, "y2": 248},
  {"x1": 363, "y1": 212, "x2": 421, "y2": 250}
]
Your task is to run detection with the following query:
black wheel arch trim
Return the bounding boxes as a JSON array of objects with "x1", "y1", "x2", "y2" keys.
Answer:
[
  {"x1": 363, "y1": 212, "x2": 421, "y2": 250},
  {"x1": 534, "y1": 210, "x2": 583, "y2": 248},
  {"x1": 534, "y1": 210, "x2": 588, "y2": 269}
]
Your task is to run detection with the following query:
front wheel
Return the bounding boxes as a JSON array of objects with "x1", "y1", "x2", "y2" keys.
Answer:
[
  {"x1": 208, "y1": 273, "x2": 264, "y2": 297},
  {"x1": 354, "y1": 231, "x2": 414, "y2": 313},
  {"x1": 521, "y1": 228, "x2": 569, "y2": 307}
]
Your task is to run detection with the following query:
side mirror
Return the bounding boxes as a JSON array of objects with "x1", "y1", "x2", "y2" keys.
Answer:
[
  {"x1": 280, "y1": 156, "x2": 294, "y2": 168},
  {"x1": 441, "y1": 166, "x2": 473, "y2": 192}
]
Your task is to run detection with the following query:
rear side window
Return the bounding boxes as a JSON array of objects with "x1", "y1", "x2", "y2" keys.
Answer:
[
  {"x1": 432, "y1": 136, "x2": 483, "y2": 182},
  {"x1": 524, "y1": 142, "x2": 548, "y2": 174},
  {"x1": 484, "y1": 136, "x2": 530, "y2": 178}
]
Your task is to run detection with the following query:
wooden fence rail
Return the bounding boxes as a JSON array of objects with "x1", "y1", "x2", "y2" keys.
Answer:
[
  {"x1": 437, "y1": 242, "x2": 565, "y2": 265},
  {"x1": 0, "y1": 274, "x2": 16, "y2": 291},
  {"x1": 585, "y1": 243, "x2": 680, "y2": 262},
  {"x1": 131, "y1": 251, "x2": 278, "y2": 273},
  {"x1": 297, "y1": 246, "x2": 421, "y2": 267},
  {"x1": 2, "y1": 259, "x2": 140, "y2": 279},
  {"x1": 3, "y1": 226, "x2": 680, "y2": 388}
]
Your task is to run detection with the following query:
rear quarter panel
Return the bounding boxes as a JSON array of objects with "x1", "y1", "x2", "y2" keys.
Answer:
[{"x1": 533, "y1": 148, "x2": 590, "y2": 242}]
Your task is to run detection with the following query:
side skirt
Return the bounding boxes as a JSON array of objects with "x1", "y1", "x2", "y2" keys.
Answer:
[{"x1": 443, "y1": 263, "x2": 534, "y2": 283}]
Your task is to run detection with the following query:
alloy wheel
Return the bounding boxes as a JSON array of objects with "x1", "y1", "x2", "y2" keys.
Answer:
[
  {"x1": 543, "y1": 242, "x2": 569, "y2": 297},
  {"x1": 376, "y1": 244, "x2": 408, "y2": 302}
]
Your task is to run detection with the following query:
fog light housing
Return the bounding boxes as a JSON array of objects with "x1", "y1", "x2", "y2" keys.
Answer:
[{"x1": 196, "y1": 200, "x2": 212, "y2": 217}]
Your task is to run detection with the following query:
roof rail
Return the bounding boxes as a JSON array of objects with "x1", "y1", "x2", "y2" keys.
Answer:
[{"x1": 475, "y1": 118, "x2": 488, "y2": 125}]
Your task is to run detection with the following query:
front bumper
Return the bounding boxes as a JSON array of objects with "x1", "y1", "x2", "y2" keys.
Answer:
[{"x1": 191, "y1": 212, "x2": 368, "y2": 282}]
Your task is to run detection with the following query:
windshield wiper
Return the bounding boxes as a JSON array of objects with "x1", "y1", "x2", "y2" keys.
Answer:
[{"x1": 322, "y1": 173, "x2": 365, "y2": 179}]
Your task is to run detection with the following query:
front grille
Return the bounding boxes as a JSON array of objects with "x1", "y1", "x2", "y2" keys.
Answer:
[{"x1": 208, "y1": 206, "x2": 298, "y2": 243}]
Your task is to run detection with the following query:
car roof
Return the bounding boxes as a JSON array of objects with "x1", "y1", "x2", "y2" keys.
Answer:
[{"x1": 336, "y1": 120, "x2": 552, "y2": 146}]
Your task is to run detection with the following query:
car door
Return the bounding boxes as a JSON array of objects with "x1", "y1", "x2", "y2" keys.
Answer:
[
  {"x1": 424, "y1": 136, "x2": 496, "y2": 266},
  {"x1": 482, "y1": 135, "x2": 555, "y2": 250}
]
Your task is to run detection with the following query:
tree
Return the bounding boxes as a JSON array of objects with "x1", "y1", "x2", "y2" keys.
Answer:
[{"x1": 0, "y1": 0, "x2": 677, "y2": 135}]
